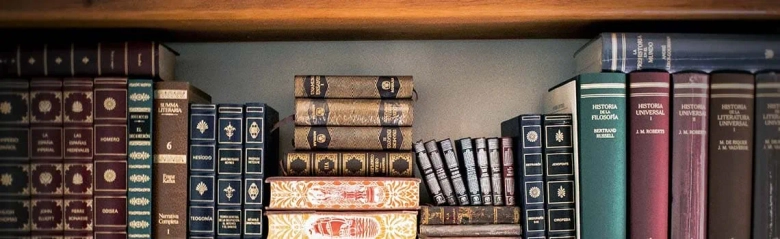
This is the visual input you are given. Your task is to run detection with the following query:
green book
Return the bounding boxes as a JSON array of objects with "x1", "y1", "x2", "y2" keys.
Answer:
[
  {"x1": 544, "y1": 73, "x2": 627, "y2": 238},
  {"x1": 127, "y1": 79, "x2": 154, "y2": 238}
]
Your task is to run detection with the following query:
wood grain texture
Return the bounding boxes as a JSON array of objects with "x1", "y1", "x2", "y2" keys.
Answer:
[{"x1": 1, "y1": 0, "x2": 780, "y2": 40}]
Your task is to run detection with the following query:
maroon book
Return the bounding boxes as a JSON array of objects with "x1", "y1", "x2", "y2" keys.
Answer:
[
  {"x1": 708, "y1": 72, "x2": 755, "y2": 238},
  {"x1": 30, "y1": 77, "x2": 64, "y2": 238},
  {"x1": 670, "y1": 72, "x2": 709, "y2": 239},
  {"x1": 499, "y1": 137, "x2": 515, "y2": 206},
  {"x1": 93, "y1": 77, "x2": 128, "y2": 238},
  {"x1": 628, "y1": 71, "x2": 670, "y2": 239},
  {"x1": 63, "y1": 78, "x2": 95, "y2": 238}
]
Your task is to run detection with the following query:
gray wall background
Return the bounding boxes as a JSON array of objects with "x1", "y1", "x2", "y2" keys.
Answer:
[{"x1": 171, "y1": 40, "x2": 587, "y2": 162}]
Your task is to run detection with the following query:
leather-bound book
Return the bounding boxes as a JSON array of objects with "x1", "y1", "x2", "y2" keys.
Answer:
[
  {"x1": 415, "y1": 141, "x2": 447, "y2": 205},
  {"x1": 266, "y1": 211, "x2": 418, "y2": 239},
  {"x1": 543, "y1": 114, "x2": 577, "y2": 238},
  {"x1": 419, "y1": 225, "x2": 522, "y2": 237},
  {"x1": 294, "y1": 99, "x2": 413, "y2": 126},
  {"x1": 266, "y1": 177, "x2": 420, "y2": 210},
  {"x1": 0, "y1": 79, "x2": 31, "y2": 237},
  {"x1": 294, "y1": 126, "x2": 412, "y2": 150},
  {"x1": 419, "y1": 206, "x2": 520, "y2": 225},
  {"x1": 439, "y1": 139, "x2": 469, "y2": 205},
  {"x1": 282, "y1": 151, "x2": 413, "y2": 177},
  {"x1": 30, "y1": 77, "x2": 64, "y2": 238},
  {"x1": 242, "y1": 103, "x2": 279, "y2": 238},
  {"x1": 294, "y1": 75, "x2": 414, "y2": 99},
  {"x1": 425, "y1": 140, "x2": 457, "y2": 205},
  {"x1": 500, "y1": 137, "x2": 515, "y2": 206},
  {"x1": 216, "y1": 104, "x2": 243, "y2": 239},
  {"x1": 628, "y1": 71, "x2": 671, "y2": 239},
  {"x1": 502, "y1": 114, "x2": 546, "y2": 238},
  {"x1": 188, "y1": 104, "x2": 217, "y2": 238},
  {"x1": 62, "y1": 78, "x2": 94, "y2": 238},
  {"x1": 474, "y1": 138, "x2": 493, "y2": 205},
  {"x1": 708, "y1": 72, "x2": 755, "y2": 238},
  {"x1": 126, "y1": 79, "x2": 154, "y2": 239},
  {"x1": 753, "y1": 72, "x2": 780, "y2": 238},
  {"x1": 487, "y1": 138, "x2": 504, "y2": 206},
  {"x1": 457, "y1": 138, "x2": 482, "y2": 205}
]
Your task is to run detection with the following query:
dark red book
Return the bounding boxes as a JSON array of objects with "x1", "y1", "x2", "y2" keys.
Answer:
[
  {"x1": 628, "y1": 71, "x2": 670, "y2": 239},
  {"x1": 500, "y1": 137, "x2": 515, "y2": 206},
  {"x1": 708, "y1": 72, "x2": 755, "y2": 238},
  {"x1": 63, "y1": 78, "x2": 94, "y2": 238},
  {"x1": 670, "y1": 72, "x2": 709, "y2": 239},
  {"x1": 30, "y1": 78, "x2": 64, "y2": 238},
  {"x1": 93, "y1": 77, "x2": 128, "y2": 238}
]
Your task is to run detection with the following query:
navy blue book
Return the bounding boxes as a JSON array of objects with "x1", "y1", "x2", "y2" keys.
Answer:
[
  {"x1": 217, "y1": 104, "x2": 243, "y2": 238},
  {"x1": 501, "y1": 114, "x2": 545, "y2": 238},
  {"x1": 0, "y1": 79, "x2": 30, "y2": 237},
  {"x1": 188, "y1": 104, "x2": 217, "y2": 238},
  {"x1": 242, "y1": 103, "x2": 279, "y2": 239},
  {"x1": 753, "y1": 72, "x2": 780, "y2": 238},
  {"x1": 575, "y1": 33, "x2": 780, "y2": 74},
  {"x1": 543, "y1": 114, "x2": 576, "y2": 238}
]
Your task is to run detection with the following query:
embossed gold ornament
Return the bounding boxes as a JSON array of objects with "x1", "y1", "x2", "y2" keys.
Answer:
[
  {"x1": 526, "y1": 130, "x2": 538, "y2": 143},
  {"x1": 224, "y1": 122, "x2": 236, "y2": 139},
  {"x1": 557, "y1": 185, "x2": 566, "y2": 198},
  {"x1": 104, "y1": 169, "x2": 117, "y2": 183},
  {"x1": 40, "y1": 172, "x2": 53, "y2": 185},
  {"x1": 72, "y1": 173, "x2": 83, "y2": 185},
  {"x1": 529, "y1": 186, "x2": 541, "y2": 199},
  {"x1": 72, "y1": 101, "x2": 83, "y2": 113},
  {"x1": 249, "y1": 121, "x2": 260, "y2": 139},
  {"x1": 197, "y1": 120, "x2": 209, "y2": 134},
  {"x1": 248, "y1": 182, "x2": 260, "y2": 200},
  {"x1": 196, "y1": 181, "x2": 208, "y2": 196},
  {"x1": 103, "y1": 97, "x2": 116, "y2": 111},
  {"x1": 39, "y1": 100, "x2": 52, "y2": 113},
  {"x1": 0, "y1": 101, "x2": 11, "y2": 115},
  {"x1": 555, "y1": 129, "x2": 565, "y2": 143},
  {"x1": 316, "y1": 133, "x2": 327, "y2": 143},
  {"x1": 1, "y1": 173, "x2": 12, "y2": 186},
  {"x1": 224, "y1": 184, "x2": 235, "y2": 200}
]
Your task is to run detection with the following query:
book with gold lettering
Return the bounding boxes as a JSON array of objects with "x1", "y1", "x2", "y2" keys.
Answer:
[
  {"x1": 754, "y1": 72, "x2": 780, "y2": 239},
  {"x1": 282, "y1": 152, "x2": 413, "y2": 177},
  {"x1": 294, "y1": 126, "x2": 412, "y2": 150},
  {"x1": 294, "y1": 98, "x2": 413, "y2": 126},
  {"x1": 217, "y1": 104, "x2": 244, "y2": 239},
  {"x1": 0, "y1": 78, "x2": 31, "y2": 238},
  {"x1": 30, "y1": 77, "x2": 64, "y2": 238},
  {"x1": 243, "y1": 102, "x2": 279, "y2": 238},
  {"x1": 63, "y1": 78, "x2": 94, "y2": 238},
  {"x1": 294, "y1": 75, "x2": 413, "y2": 99},
  {"x1": 267, "y1": 177, "x2": 420, "y2": 210},
  {"x1": 419, "y1": 224, "x2": 523, "y2": 237},
  {"x1": 419, "y1": 206, "x2": 521, "y2": 225},
  {"x1": 127, "y1": 79, "x2": 154, "y2": 239},
  {"x1": 188, "y1": 104, "x2": 217, "y2": 238},
  {"x1": 266, "y1": 211, "x2": 418, "y2": 239}
]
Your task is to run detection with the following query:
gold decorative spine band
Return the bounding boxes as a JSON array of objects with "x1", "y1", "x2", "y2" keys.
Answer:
[
  {"x1": 294, "y1": 75, "x2": 414, "y2": 99},
  {"x1": 295, "y1": 98, "x2": 414, "y2": 126},
  {"x1": 294, "y1": 126, "x2": 413, "y2": 150}
]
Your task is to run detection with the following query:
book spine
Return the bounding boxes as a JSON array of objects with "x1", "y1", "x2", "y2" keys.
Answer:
[
  {"x1": 500, "y1": 137, "x2": 515, "y2": 206},
  {"x1": 62, "y1": 78, "x2": 94, "y2": 238},
  {"x1": 217, "y1": 104, "x2": 243, "y2": 238},
  {"x1": 188, "y1": 104, "x2": 216, "y2": 238},
  {"x1": 152, "y1": 82, "x2": 195, "y2": 238},
  {"x1": 670, "y1": 72, "x2": 709, "y2": 239},
  {"x1": 126, "y1": 79, "x2": 153, "y2": 239},
  {"x1": 419, "y1": 225, "x2": 522, "y2": 237},
  {"x1": 439, "y1": 139, "x2": 469, "y2": 205},
  {"x1": 266, "y1": 211, "x2": 418, "y2": 239},
  {"x1": 577, "y1": 73, "x2": 627, "y2": 238},
  {"x1": 294, "y1": 126, "x2": 412, "y2": 150},
  {"x1": 294, "y1": 75, "x2": 414, "y2": 99},
  {"x1": 419, "y1": 206, "x2": 521, "y2": 225},
  {"x1": 414, "y1": 141, "x2": 446, "y2": 205},
  {"x1": 628, "y1": 71, "x2": 671, "y2": 239},
  {"x1": 243, "y1": 103, "x2": 279, "y2": 238},
  {"x1": 282, "y1": 152, "x2": 414, "y2": 177},
  {"x1": 457, "y1": 138, "x2": 482, "y2": 205},
  {"x1": 487, "y1": 138, "x2": 504, "y2": 206},
  {"x1": 589, "y1": 33, "x2": 780, "y2": 74},
  {"x1": 544, "y1": 114, "x2": 577, "y2": 238},
  {"x1": 93, "y1": 77, "x2": 128, "y2": 238},
  {"x1": 516, "y1": 115, "x2": 546, "y2": 238},
  {"x1": 425, "y1": 140, "x2": 457, "y2": 205},
  {"x1": 754, "y1": 72, "x2": 780, "y2": 238},
  {"x1": 0, "y1": 79, "x2": 30, "y2": 237},
  {"x1": 30, "y1": 77, "x2": 64, "y2": 238},
  {"x1": 294, "y1": 98, "x2": 413, "y2": 126},
  {"x1": 475, "y1": 138, "x2": 493, "y2": 205},
  {"x1": 266, "y1": 177, "x2": 420, "y2": 210},
  {"x1": 708, "y1": 72, "x2": 755, "y2": 238}
]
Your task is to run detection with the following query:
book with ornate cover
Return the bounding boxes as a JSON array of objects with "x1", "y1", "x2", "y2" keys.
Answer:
[
  {"x1": 627, "y1": 71, "x2": 670, "y2": 239},
  {"x1": 419, "y1": 206, "x2": 521, "y2": 225},
  {"x1": 30, "y1": 77, "x2": 64, "y2": 238},
  {"x1": 708, "y1": 72, "x2": 755, "y2": 238},
  {"x1": 754, "y1": 72, "x2": 780, "y2": 238},
  {"x1": 126, "y1": 79, "x2": 153, "y2": 239},
  {"x1": 419, "y1": 237, "x2": 521, "y2": 239},
  {"x1": 266, "y1": 177, "x2": 420, "y2": 210},
  {"x1": 152, "y1": 82, "x2": 211, "y2": 238},
  {"x1": 457, "y1": 138, "x2": 482, "y2": 205},
  {"x1": 670, "y1": 72, "x2": 708, "y2": 239},
  {"x1": 424, "y1": 140, "x2": 456, "y2": 205},
  {"x1": 266, "y1": 211, "x2": 418, "y2": 239},
  {"x1": 188, "y1": 104, "x2": 216, "y2": 238},
  {"x1": 487, "y1": 138, "x2": 504, "y2": 206},
  {"x1": 282, "y1": 152, "x2": 413, "y2": 177},
  {"x1": 544, "y1": 114, "x2": 577, "y2": 239},
  {"x1": 439, "y1": 139, "x2": 469, "y2": 205},
  {"x1": 419, "y1": 225, "x2": 522, "y2": 237},
  {"x1": 294, "y1": 126, "x2": 412, "y2": 150},
  {"x1": 474, "y1": 138, "x2": 493, "y2": 205},
  {"x1": 500, "y1": 137, "x2": 515, "y2": 206},
  {"x1": 294, "y1": 99, "x2": 413, "y2": 126},
  {"x1": 243, "y1": 103, "x2": 279, "y2": 238},
  {"x1": 62, "y1": 78, "x2": 94, "y2": 238},
  {"x1": 294, "y1": 75, "x2": 414, "y2": 99},
  {"x1": 93, "y1": 77, "x2": 128, "y2": 238},
  {"x1": 217, "y1": 104, "x2": 243, "y2": 238},
  {"x1": 414, "y1": 141, "x2": 446, "y2": 205},
  {"x1": 502, "y1": 114, "x2": 545, "y2": 238},
  {"x1": 0, "y1": 79, "x2": 30, "y2": 237},
  {"x1": 1, "y1": 42, "x2": 177, "y2": 81}
]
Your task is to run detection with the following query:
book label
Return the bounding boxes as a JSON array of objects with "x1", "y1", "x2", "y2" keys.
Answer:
[
  {"x1": 0, "y1": 200, "x2": 30, "y2": 231},
  {"x1": 546, "y1": 153, "x2": 573, "y2": 176},
  {"x1": 190, "y1": 145, "x2": 215, "y2": 172},
  {"x1": 523, "y1": 153, "x2": 543, "y2": 176},
  {"x1": 526, "y1": 209, "x2": 546, "y2": 232},
  {"x1": 243, "y1": 209, "x2": 263, "y2": 236},
  {"x1": 94, "y1": 125, "x2": 127, "y2": 156},
  {"x1": 0, "y1": 129, "x2": 30, "y2": 159},
  {"x1": 548, "y1": 209, "x2": 575, "y2": 232},
  {"x1": 244, "y1": 148, "x2": 263, "y2": 175},
  {"x1": 31, "y1": 199, "x2": 63, "y2": 230},
  {"x1": 217, "y1": 210, "x2": 241, "y2": 236},
  {"x1": 63, "y1": 128, "x2": 93, "y2": 159},
  {"x1": 31, "y1": 128, "x2": 63, "y2": 158},
  {"x1": 189, "y1": 206, "x2": 215, "y2": 233},
  {"x1": 217, "y1": 148, "x2": 242, "y2": 174},
  {"x1": 94, "y1": 197, "x2": 127, "y2": 227},
  {"x1": 64, "y1": 199, "x2": 93, "y2": 230}
]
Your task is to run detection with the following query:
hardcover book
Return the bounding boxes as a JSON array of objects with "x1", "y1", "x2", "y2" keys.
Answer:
[
  {"x1": 544, "y1": 114, "x2": 577, "y2": 239},
  {"x1": 754, "y1": 72, "x2": 780, "y2": 238},
  {"x1": 419, "y1": 206, "x2": 521, "y2": 225},
  {"x1": 294, "y1": 126, "x2": 412, "y2": 150},
  {"x1": 127, "y1": 79, "x2": 154, "y2": 239},
  {"x1": 487, "y1": 138, "x2": 504, "y2": 206},
  {"x1": 188, "y1": 104, "x2": 216, "y2": 238},
  {"x1": 217, "y1": 104, "x2": 243, "y2": 238},
  {"x1": 0, "y1": 79, "x2": 30, "y2": 237},
  {"x1": 266, "y1": 211, "x2": 418, "y2": 239},
  {"x1": 457, "y1": 138, "x2": 482, "y2": 205},
  {"x1": 294, "y1": 75, "x2": 414, "y2": 99},
  {"x1": 500, "y1": 137, "x2": 515, "y2": 206},
  {"x1": 294, "y1": 98, "x2": 413, "y2": 126},
  {"x1": 282, "y1": 152, "x2": 413, "y2": 177},
  {"x1": 419, "y1": 225, "x2": 522, "y2": 237},
  {"x1": 1, "y1": 42, "x2": 177, "y2": 81},
  {"x1": 152, "y1": 82, "x2": 211, "y2": 238},
  {"x1": 439, "y1": 139, "x2": 470, "y2": 205},
  {"x1": 93, "y1": 77, "x2": 128, "y2": 238},
  {"x1": 575, "y1": 33, "x2": 780, "y2": 74},
  {"x1": 243, "y1": 103, "x2": 279, "y2": 238},
  {"x1": 414, "y1": 141, "x2": 446, "y2": 205},
  {"x1": 628, "y1": 71, "x2": 670, "y2": 239},
  {"x1": 63, "y1": 78, "x2": 94, "y2": 238},
  {"x1": 474, "y1": 138, "x2": 493, "y2": 205},
  {"x1": 708, "y1": 72, "x2": 755, "y2": 238},
  {"x1": 30, "y1": 77, "x2": 64, "y2": 238},
  {"x1": 266, "y1": 177, "x2": 420, "y2": 210},
  {"x1": 502, "y1": 114, "x2": 545, "y2": 238},
  {"x1": 424, "y1": 140, "x2": 457, "y2": 205},
  {"x1": 670, "y1": 72, "x2": 709, "y2": 239}
]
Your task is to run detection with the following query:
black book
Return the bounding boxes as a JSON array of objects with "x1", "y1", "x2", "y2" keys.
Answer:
[
  {"x1": 502, "y1": 114, "x2": 546, "y2": 238},
  {"x1": 487, "y1": 138, "x2": 505, "y2": 206},
  {"x1": 425, "y1": 140, "x2": 457, "y2": 205},
  {"x1": 753, "y1": 72, "x2": 780, "y2": 238},
  {"x1": 474, "y1": 138, "x2": 493, "y2": 205},
  {"x1": 414, "y1": 141, "x2": 446, "y2": 205},
  {"x1": 544, "y1": 114, "x2": 577, "y2": 238},
  {"x1": 457, "y1": 138, "x2": 482, "y2": 205},
  {"x1": 439, "y1": 138, "x2": 469, "y2": 205}
]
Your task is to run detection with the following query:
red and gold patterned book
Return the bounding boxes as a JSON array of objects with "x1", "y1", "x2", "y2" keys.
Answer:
[
  {"x1": 266, "y1": 177, "x2": 420, "y2": 210},
  {"x1": 266, "y1": 211, "x2": 418, "y2": 239}
]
